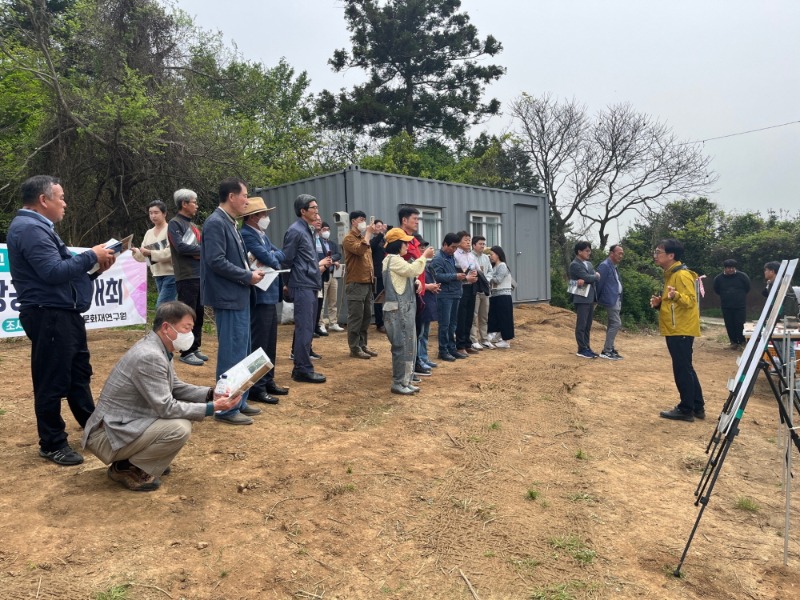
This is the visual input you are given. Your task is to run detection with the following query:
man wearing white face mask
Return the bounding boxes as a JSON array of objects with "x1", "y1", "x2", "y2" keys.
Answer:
[
  {"x1": 317, "y1": 221, "x2": 343, "y2": 333},
  {"x1": 342, "y1": 210, "x2": 377, "y2": 359},
  {"x1": 82, "y1": 302, "x2": 242, "y2": 491},
  {"x1": 240, "y1": 198, "x2": 288, "y2": 403}
]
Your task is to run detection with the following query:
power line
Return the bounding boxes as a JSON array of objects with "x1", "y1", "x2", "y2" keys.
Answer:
[{"x1": 680, "y1": 120, "x2": 800, "y2": 145}]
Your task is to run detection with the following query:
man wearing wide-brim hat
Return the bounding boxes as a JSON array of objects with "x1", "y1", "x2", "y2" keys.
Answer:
[{"x1": 240, "y1": 197, "x2": 289, "y2": 403}]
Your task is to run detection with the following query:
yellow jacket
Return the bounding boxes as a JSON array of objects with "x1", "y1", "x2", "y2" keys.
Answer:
[{"x1": 658, "y1": 261, "x2": 701, "y2": 337}]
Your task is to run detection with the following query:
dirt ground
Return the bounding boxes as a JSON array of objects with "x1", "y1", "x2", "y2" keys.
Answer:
[{"x1": 1, "y1": 303, "x2": 799, "y2": 600}]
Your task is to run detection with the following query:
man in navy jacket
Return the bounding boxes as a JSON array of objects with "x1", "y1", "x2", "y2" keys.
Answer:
[
  {"x1": 7, "y1": 175, "x2": 116, "y2": 465},
  {"x1": 240, "y1": 197, "x2": 288, "y2": 402},
  {"x1": 200, "y1": 178, "x2": 265, "y2": 425},
  {"x1": 282, "y1": 194, "x2": 331, "y2": 383},
  {"x1": 430, "y1": 232, "x2": 477, "y2": 361}
]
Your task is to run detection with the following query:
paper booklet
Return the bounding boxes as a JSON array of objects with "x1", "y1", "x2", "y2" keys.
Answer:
[
  {"x1": 247, "y1": 252, "x2": 289, "y2": 291},
  {"x1": 567, "y1": 279, "x2": 591, "y2": 297},
  {"x1": 88, "y1": 234, "x2": 134, "y2": 274},
  {"x1": 181, "y1": 227, "x2": 198, "y2": 246},
  {"x1": 143, "y1": 239, "x2": 169, "y2": 265},
  {"x1": 218, "y1": 347, "x2": 274, "y2": 399}
]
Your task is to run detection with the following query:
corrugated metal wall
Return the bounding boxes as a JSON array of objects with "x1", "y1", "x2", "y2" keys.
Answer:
[{"x1": 256, "y1": 166, "x2": 550, "y2": 302}]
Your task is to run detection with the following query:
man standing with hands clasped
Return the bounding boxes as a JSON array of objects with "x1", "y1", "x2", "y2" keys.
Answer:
[
  {"x1": 595, "y1": 244, "x2": 624, "y2": 360},
  {"x1": 7, "y1": 175, "x2": 116, "y2": 466},
  {"x1": 651, "y1": 238, "x2": 705, "y2": 423},
  {"x1": 712, "y1": 259, "x2": 751, "y2": 349}
]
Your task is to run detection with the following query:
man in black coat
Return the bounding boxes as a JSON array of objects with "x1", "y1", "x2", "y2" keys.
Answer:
[{"x1": 713, "y1": 259, "x2": 751, "y2": 349}]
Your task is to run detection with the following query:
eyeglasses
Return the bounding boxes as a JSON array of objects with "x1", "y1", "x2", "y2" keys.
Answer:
[
  {"x1": 305, "y1": 205, "x2": 319, "y2": 211},
  {"x1": 652, "y1": 249, "x2": 666, "y2": 256}
]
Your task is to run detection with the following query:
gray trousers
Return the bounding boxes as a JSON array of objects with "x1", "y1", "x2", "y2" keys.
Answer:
[
  {"x1": 384, "y1": 302, "x2": 417, "y2": 387},
  {"x1": 86, "y1": 419, "x2": 192, "y2": 478},
  {"x1": 602, "y1": 299, "x2": 622, "y2": 353},
  {"x1": 346, "y1": 282, "x2": 373, "y2": 351},
  {"x1": 574, "y1": 303, "x2": 595, "y2": 352}
]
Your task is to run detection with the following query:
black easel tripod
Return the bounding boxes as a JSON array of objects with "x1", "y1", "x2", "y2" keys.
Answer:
[{"x1": 674, "y1": 259, "x2": 800, "y2": 576}]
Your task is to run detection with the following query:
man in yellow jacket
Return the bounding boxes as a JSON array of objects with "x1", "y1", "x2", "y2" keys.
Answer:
[{"x1": 650, "y1": 239, "x2": 705, "y2": 422}]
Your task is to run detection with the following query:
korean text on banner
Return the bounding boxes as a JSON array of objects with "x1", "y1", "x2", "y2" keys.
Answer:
[{"x1": 0, "y1": 244, "x2": 148, "y2": 338}]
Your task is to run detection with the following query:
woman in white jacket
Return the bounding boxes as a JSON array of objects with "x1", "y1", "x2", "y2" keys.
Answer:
[{"x1": 132, "y1": 200, "x2": 176, "y2": 309}]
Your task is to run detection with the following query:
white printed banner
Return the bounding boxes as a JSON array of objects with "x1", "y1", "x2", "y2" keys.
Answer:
[{"x1": 0, "y1": 244, "x2": 148, "y2": 338}]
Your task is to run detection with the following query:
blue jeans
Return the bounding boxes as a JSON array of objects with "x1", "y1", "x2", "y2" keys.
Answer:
[
  {"x1": 154, "y1": 275, "x2": 177, "y2": 308},
  {"x1": 437, "y1": 297, "x2": 460, "y2": 356},
  {"x1": 215, "y1": 306, "x2": 251, "y2": 416},
  {"x1": 418, "y1": 321, "x2": 432, "y2": 365}
]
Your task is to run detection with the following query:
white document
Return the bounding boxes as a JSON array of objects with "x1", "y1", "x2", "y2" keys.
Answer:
[
  {"x1": 567, "y1": 280, "x2": 591, "y2": 297},
  {"x1": 219, "y1": 347, "x2": 274, "y2": 399},
  {"x1": 332, "y1": 264, "x2": 344, "y2": 278},
  {"x1": 248, "y1": 253, "x2": 288, "y2": 291},
  {"x1": 254, "y1": 267, "x2": 288, "y2": 291}
]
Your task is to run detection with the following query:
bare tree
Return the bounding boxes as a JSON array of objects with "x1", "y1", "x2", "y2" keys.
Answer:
[{"x1": 510, "y1": 93, "x2": 716, "y2": 271}]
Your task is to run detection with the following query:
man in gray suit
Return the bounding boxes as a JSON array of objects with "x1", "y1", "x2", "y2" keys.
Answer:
[
  {"x1": 82, "y1": 302, "x2": 240, "y2": 491},
  {"x1": 569, "y1": 241, "x2": 601, "y2": 359}
]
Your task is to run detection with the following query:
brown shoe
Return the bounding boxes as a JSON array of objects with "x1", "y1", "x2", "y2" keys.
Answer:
[
  {"x1": 464, "y1": 347, "x2": 479, "y2": 354},
  {"x1": 108, "y1": 462, "x2": 161, "y2": 492},
  {"x1": 361, "y1": 346, "x2": 378, "y2": 357},
  {"x1": 350, "y1": 349, "x2": 371, "y2": 359}
]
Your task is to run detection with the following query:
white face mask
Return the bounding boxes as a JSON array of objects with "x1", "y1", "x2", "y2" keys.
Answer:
[
  {"x1": 258, "y1": 216, "x2": 270, "y2": 231},
  {"x1": 357, "y1": 221, "x2": 367, "y2": 233},
  {"x1": 168, "y1": 324, "x2": 194, "y2": 352},
  {"x1": 321, "y1": 230, "x2": 331, "y2": 240}
]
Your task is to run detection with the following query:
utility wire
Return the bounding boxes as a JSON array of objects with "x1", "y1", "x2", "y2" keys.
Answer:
[{"x1": 680, "y1": 119, "x2": 800, "y2": 145}]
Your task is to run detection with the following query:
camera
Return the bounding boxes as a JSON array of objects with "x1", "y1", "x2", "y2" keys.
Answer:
[{"x1": 332, "y1": 211, "x2": 348, "y2": 224}]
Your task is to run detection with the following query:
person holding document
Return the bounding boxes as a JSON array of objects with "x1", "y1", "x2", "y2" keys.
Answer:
[
  {"x1": 569, "y1": 241, "x2": 601, "y2": 359},
  {"x1": 168, "y1": 189, "x2": 206, "y2": 366},
  {"x1": 132, "y1": 200, "x2": 177, "y2": 308},
  {"x1": 200, "y1": 178, "x2": 265, "y2": 425},
  {"x1": 240, "y1": 197, "x2": 289, "y2": 403},
  {"x1": 7, "y1": 175, "x2": 116, "y2": 466},
  {"x1": 82, "y1": 302, "x2": 241, "y2": 491}
]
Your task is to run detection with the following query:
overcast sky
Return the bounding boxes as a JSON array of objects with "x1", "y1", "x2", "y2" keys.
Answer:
[{"x1": 177, "y1": 0, "x2": 799, "y2": 224}]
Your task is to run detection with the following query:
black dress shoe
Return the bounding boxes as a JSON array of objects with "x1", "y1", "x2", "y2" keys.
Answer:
[
  {"x1": 292, "y1": 370, "x2": 327, "y2": 384},
  {"x1": 438, "y1": 353, "x2": 456, "y2": 362},
  {"x1": 265, "y1": 383, "x2": 289, "y2": 396},
  {"x1": 315, "y1": 328, "x2": 329, "y2": 337},
  {"x1": 453, "y1": 351, "x2": 469, "y2": 359},
  {"x1": 659, "y1": 406, "x2": 694, "y2": 422},
  {"x1": 249, "y1": 390, "x2": 279, "y2": 404}
]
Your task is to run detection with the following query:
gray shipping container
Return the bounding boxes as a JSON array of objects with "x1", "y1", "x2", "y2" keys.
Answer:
[{"x1": 256, "y1": 165, "x2": 550, "y2": 303}]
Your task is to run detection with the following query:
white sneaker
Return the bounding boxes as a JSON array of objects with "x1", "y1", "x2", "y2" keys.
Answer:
[
  {"x1": 482, "y1": 341, "x2": 495, "y2": 350},
  {"x1": 328, "y1": 323, "x2": 344, "y2": 332},
  {"x1": 471, "y1": 342, "x2": 483, "y2": 351},
  {"x1": 318, "y1": 324, "x2": 328, "y2": 334},
  {"x1": 495, "y1": 340, "x2": 511, "y2": 349}
]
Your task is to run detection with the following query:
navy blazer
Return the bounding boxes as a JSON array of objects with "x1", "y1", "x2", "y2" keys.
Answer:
[
  {"x1": 595, "y1": 257, "x2": 621, "y2": 307},
  {"x1": 240, "y1": 224, "x2": 285, "y2": 305},
  {"x1": 200, "y1": 207, "x2": 253, "y2": 310},
  {"x1": 282, "y1": 218, "x2": 322, "y2": 290}
]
